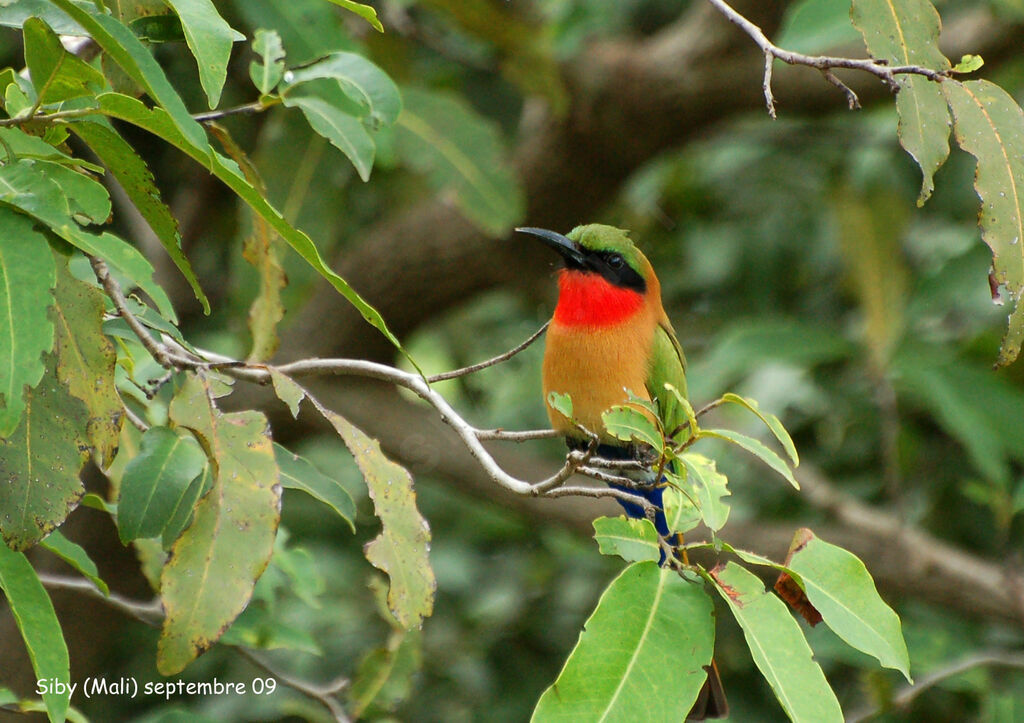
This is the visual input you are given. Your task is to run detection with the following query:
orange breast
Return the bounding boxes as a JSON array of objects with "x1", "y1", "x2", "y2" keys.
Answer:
[{"x1": 542, "y1": 316, "x2": 656, "y2": 441}]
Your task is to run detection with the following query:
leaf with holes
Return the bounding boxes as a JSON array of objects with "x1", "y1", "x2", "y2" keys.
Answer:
[
  {"x1": 249, "y1": 28, "x2": 285, "y2": 95},
  {"x1": 159, "y1": 374, "x2": 280, "y2": 674},
  {"x1": 0, "y1": 209, "x2": 55, "y2": 437},
  {"x1": 944, "y1": 79, "x2": 1024, "y2": 365},
  {"x1": 534, "y1": 562, "x2": 715, "y2": 721}
]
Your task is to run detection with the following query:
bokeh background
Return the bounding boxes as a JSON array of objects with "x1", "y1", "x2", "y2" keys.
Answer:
[{"x1": 3, "y1": 0, "x2": 1024, "y2": 720}]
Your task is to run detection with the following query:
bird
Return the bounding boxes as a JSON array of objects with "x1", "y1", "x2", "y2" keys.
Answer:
[{"x1": 517, "y1": 223, "x2": 727, "y2": 721}]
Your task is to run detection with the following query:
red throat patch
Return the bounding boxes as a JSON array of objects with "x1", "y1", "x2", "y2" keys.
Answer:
[{"x1": 553, "y1": 269, "x2": 645, "y2": 327}]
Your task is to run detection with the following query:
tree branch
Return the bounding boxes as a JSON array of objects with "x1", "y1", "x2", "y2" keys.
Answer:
[
  {"x1": 427, "y1": 321, "x2": 548, "y2": 383},
  {"x1": 847, "y1": 649, "x2": 1024, "y2": 723},
  {"x1": 705, "y1": 0, "x2": 947, "y2": 117}
]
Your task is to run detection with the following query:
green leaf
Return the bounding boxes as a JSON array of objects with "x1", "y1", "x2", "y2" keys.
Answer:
[
  {"x1": 710, "y1": 562, "x2": 843, "y2": 723},
  {"x1": 720, "y1": 392, "x2": 799, "y2": 466},
  {"x1": 592, "y1": 516, "x2": 660, "y2": 563},
  {"x1": 161, "y1": 464, "x2": 211, "y2": 549},
  {"x1": 0, "y1": 0, "x2": 85, "y2": 35},
  {"x1": 943, "y1": 79, "x2": 1024, "y2": 366},
  {"x1": 0, "y1": 357, "x2": 89, "y2": 550},
  {"x1": 0, "y1": 159, "x2": 177, "y2": 323},
  {"x1": 851, "y1": 0, "x2": 951, "y2": 205},
  {"x1": 0, "y1": 209, "x2": 56, "y2": 437},
  {"x1": 533, "y1": 562, "x2": 715, "y2": 722},
  {"x1": 952, "y1": 54, "x2": 985, "y2": 74},
  {"x1": 37, "y1": 161, "x2": 111, "y2": 224},
  {"x1": 851, "y1": 0, "x2": 950, "y2": 69},
  {"x1": 94, "y1": 92, "x2": 415, "y2": 368},
  {"x1": 51, "y1": 251, "x2": 122, "y2": 466},
  {"x1": 269, "y1": 369, "x2": 305, "y2": 418},
  {"x1": 58, "y1": 226, "x2": 178, "y2": 324},
  {"x1": 48, "y1": 0, "x2": 212, "y2": 156},
  {"x1": 274, "y1": 442, "x2": 356, "y2": 531},
  {"x1": 0, "y1": 544, "x2": 70, "y2": 723},
  {"x1": 662, "y1": 485, "x2": 700, "y2": 536},
  {"x1": 308, "y1": 396, "x2": 434, "y2": 629},
  {"x1": 161, "y1": 0, "x2": 244, "y2": 108},
  {"x1": 283, "y1": 51, "x2": 402, "y2": 126},
  {"x1": 775, "y1": 0, "x2": 862, "y2": 54},
  {"x1": 323, "y1": 0, "x2": 383, "y2": 32},
  {"x1": 547, "y1": 390, "x2": 573, "y2": 420},
  {"x1": 39, "y1": 529, "x2": 109, "y2": 596},
  {"x1": 0, "y1": 126, "x2": 102, "y2": 171},
  {"x1": 348, "y1": 629, "x2": 422, "y2": 718},
  {"x1": 786, "y1": 531, "x2": 912, "y2": 682},
  {"x1": 159, "y1": 374, "x2": 281, "y2": 674},
  {"x1": 678, "y1": 453, "x2": 730, "y2": 532},
  {"x1": 208, "y1": 123, "x2": 285, "y2": 360},
  {"x1": 23, "y1": 17, "x2": 106, "y2": 104},
  {"x1": 897, "y1": 76, "x2": 951, "y2": 205},
  {"x1": 282, "y1": 93, "x2": 375, "y2": 181},
  {"x1": 700, "y1": 428, "x2": 799, "y2": 489},
  {"x1": 395, "y1": 87, "x2": 525, "y2": 237},
  {"x1": 601, "y1": 405, "x2": 663, "y2": 453},
  {"x1": 249, "y1": 28, "x2": 285, "y2": 95},
  {"x1": 117, "y1": 426, "x2": 207, "y2": 543},
  {"x1": 69, "y1": 120, "x2": 208, "y2": 312}
]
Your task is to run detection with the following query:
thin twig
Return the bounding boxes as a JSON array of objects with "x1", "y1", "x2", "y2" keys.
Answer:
[
  {"x1": 821, "y1": 69, "x2": 861, "y2": 109},
  {"x1": 89, "y1": 256, "x2": 175, "y2": 368},
  {"x1": 36, "y1": 572, "x2": 163, "y2": 626},
  {"x1": 193, "y1": 99, "x2": 278, "y2": 123},
  {"x1": 577, "y1": 466, "x2": 643, "y2": 487},
  {"x1": 473, "y1": 428, "x2": 561, "y2": 441},
  {"x1": 705, "y1": 0, "x2": 946, "y2": 117},
  {"x1": 846, "y1": 649, "x2": 1024, "y2": 723},
  {"x1": 235, "y1": 648, "x2": 352, "y2": 723},
  {"x1": 119, "y1": 395, "x2": 150, "y2": 432},
  {"x1": 37, "y1": 573, "x2": 353, "y2": 722},
  {"x1": 427, "y1": 321, "x2": 549, "y2": 383}
]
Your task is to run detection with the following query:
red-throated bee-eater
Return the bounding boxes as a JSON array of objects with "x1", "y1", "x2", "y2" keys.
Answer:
[{"x1": 518, "y1": 223, "x2": 727, "y2": 720}]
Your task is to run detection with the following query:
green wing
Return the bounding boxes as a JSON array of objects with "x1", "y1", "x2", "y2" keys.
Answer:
[{"x1": 646, "y1": 320, "x2": 689, "y2": 439}]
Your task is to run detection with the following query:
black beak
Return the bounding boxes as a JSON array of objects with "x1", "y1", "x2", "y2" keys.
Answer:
[{"x1": 516, "y1": 227, "x2": 587, "y2": 266}]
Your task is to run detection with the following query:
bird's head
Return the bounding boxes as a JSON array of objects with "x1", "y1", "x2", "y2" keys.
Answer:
[{"x1": 516, "y1": 224, "x2": 649, "y2": 294}]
